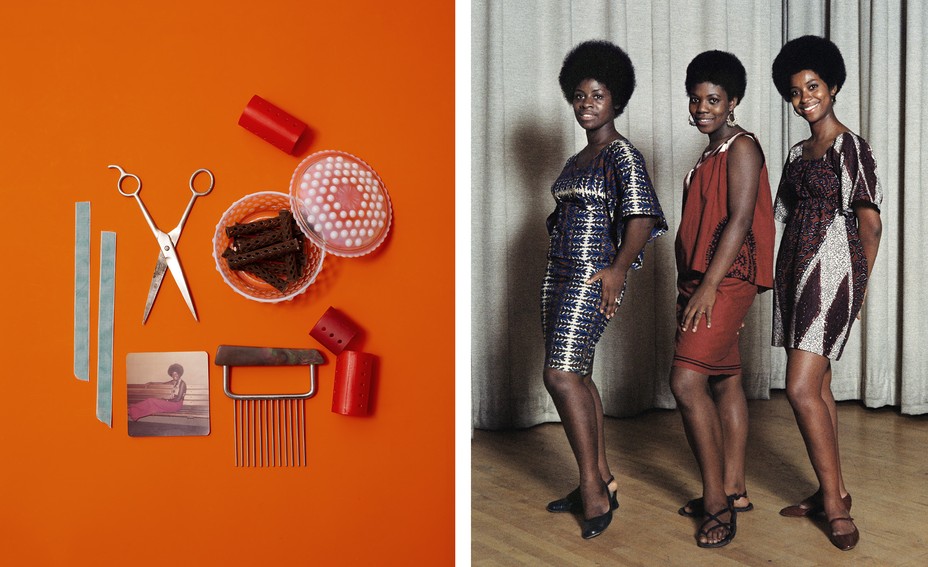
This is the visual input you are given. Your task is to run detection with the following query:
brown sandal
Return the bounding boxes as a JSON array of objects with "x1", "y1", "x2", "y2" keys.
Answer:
[
  {"x1": 779, "y1": 491, "x2": 851, "y2": 517},
  {"x1": 828, "y1": 516, "x2": 859, "y2": 551}
]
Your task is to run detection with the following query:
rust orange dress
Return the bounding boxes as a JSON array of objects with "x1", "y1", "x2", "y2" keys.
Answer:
[{"x1": 673, "y1": 132, "x2": 775, "y2": 374}]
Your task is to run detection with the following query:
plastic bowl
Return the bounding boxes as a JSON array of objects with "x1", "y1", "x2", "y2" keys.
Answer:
[
  {"x1": 212, "y1": 191, "x2": 324, "y2": 302},
  {"x1": 289, "y1": 150, "x2": 392, "y2": 257}
]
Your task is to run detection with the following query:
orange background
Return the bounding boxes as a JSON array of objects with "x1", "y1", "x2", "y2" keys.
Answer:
[{"x1": 0, "y1": 1, "x2": 454, "y2": 565}]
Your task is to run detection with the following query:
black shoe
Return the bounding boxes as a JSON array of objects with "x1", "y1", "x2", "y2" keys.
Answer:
[
  {"x1": 679, "y1": 491, "x2": 754, "y2": 517},
  {"x1": 580, "y1": 483, "x2": 613, "y2": 539},
  {"x1": 580, "y1": 509, "x2": 612, "y2": 539},
  {"x1": 695, "y1": 505, "x2": 736, "y2": 548},
  {"x1": 547, "y1": 486, "x2": 581, "y2": 513},
  {"x1": 547, "y1": 476, "x2": 619, "y2": 513}
]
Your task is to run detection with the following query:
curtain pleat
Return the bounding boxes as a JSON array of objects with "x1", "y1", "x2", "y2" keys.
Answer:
[
  {"x1": 471, "y1": 0, "x2": 928, "y2": 429},
  {"x1": 899, "y1": 1, "x2": 928, "y2": 413}
]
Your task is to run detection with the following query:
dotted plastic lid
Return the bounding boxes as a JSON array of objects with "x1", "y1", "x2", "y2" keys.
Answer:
[{"x1": 289, "y1": 150, "x2": 392, "y2": 257}]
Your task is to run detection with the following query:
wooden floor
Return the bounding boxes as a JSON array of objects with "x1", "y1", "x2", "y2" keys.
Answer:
[{"x1": 472, "y1": 391, "x2": 928, "y2": 566}]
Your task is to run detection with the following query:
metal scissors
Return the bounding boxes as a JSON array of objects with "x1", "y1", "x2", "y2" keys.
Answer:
[{"x1": 108, "y1": 164, "x2": 214, "y2": 323}]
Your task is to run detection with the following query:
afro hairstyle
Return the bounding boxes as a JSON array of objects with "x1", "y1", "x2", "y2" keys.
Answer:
[
  {"x1": 685, "y1": 50, "x2": 747, "y2": 103},
  {"x1": 168, "y1": 363, "x2": 185, "y2": 377},
  {"x1": 771, "y1": 35, "x2": 846, "y2": 101},
  {"x1": 558, "y1": 40, "x2": 636, "y2": 116}
]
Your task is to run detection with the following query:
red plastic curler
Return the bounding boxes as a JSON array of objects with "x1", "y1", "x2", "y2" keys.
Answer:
[
  {"x1": 238, "y1": 95, "x2": 308, "y2": 154},
  {"x1": 332, "y1": 351, "x2": 374, "y2": 416},
  {"x1": 310, "y1": 306, "x2": 360, "y2": 354}
]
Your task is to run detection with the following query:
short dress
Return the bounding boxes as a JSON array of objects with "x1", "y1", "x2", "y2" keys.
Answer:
[
  {"x1": 541, "y1": 138, "x2": 667, "y2": 375},
  {"x1": 672, "y1": 132, "x2": 775, "y2": 374},
  {"x1": 772, "y1": 132, "x2": 882, "y2": 360}
]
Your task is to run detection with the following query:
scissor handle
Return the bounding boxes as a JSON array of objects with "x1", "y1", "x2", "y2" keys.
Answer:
[
  {"x1": 167, "y1": 168, "x2": 214, "y2": 240},
  {"x1": 189, "y1": 168, "x2": 214, "y2": 197},
  {"x1": 109, "y1": 164, "x2": 163, "y2": 241},
  {"x1": 108, "y1": 164, "x2": 142, "y2": 197}
]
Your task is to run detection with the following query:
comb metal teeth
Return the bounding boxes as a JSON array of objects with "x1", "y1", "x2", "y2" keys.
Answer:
[
  {"x1": 234, "y1": 398, "x2": 305, "y2": 467},
  {"x1": 217, "y1": 352, "x2": 317, "y2": 468}
]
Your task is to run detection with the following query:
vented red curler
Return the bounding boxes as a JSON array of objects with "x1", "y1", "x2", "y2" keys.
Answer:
[
  {"x1": 309, "y1": 306, "x2": 360, "y2": 354},
  {"x1": 238, "y1": 95, "x2": 308, "y2": 154},
  {"x1": 332, "y1": 351, "x2": 374, "y2": 416}
]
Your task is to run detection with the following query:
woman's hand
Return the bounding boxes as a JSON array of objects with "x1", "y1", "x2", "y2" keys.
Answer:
[
  {"x1": 676, "y1": 134, "x2": 760, "y2": 334},
  {"x1": 680, "y1": 282, "x2": 717, "y2": 332},
  {"x1": 586, "y1": 265, "x2": 627, "y2": 320}
]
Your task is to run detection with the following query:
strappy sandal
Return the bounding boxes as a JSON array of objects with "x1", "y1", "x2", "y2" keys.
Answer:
[
  {"x1": 547, "y1": 475, "x2": 619, "y2": 514},
  {"x1": 679, "y1": 491, "x2": 753, "y2": 517},
  {"x1": 695, "y1": 506, "x2": 737, "y2": 549}
]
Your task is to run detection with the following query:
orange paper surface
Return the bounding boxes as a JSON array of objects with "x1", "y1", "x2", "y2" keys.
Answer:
[{"x1": 0, "y1": 1, "x2": 454, "y2": 565}]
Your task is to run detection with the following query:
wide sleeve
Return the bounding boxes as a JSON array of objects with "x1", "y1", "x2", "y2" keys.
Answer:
[
  {"x1": 773, "y1": 144, "x2": 801, "y2": 223},
  {"x1": 605, "y1": 141, "x2": 667, "y2": 270},
  {"x1": 834, "y1": 132, "x2": 883, "y2": 215}
]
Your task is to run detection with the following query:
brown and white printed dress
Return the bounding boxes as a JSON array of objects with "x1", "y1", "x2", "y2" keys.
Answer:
[{"x1": 772, "y1": 132, "x2": 882, "y2": 360}]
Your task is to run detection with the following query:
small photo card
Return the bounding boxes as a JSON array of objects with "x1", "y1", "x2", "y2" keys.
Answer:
[{"x1": 127, "y1": 351, "x2": 209, "y2": 437}]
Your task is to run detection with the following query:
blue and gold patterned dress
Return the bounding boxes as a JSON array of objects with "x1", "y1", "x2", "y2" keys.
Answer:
[{"x1": 542, "y1": 138, "x2": 667, "y2": 375}]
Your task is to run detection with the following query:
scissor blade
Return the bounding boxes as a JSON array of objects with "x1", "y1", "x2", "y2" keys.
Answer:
[
  {"x1": 167, "y1": 256, "x2": 198, "y2": 321},
  {"x1": 157, "y1": 234, "x2": 198, "y2": 322},
  {"x1": 142, "y1": 254, "x2": 169, "y2": 324}
]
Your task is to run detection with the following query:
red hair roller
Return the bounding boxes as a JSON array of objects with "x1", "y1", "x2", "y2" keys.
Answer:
[
  {"x1": 238, "y1": 95, "x2": 308, "y2": 154},
  {"x1": 310, "y1": 306, "x2": 360, "y2": 354},
  {"x1": 332, "y1": 351, "x2": 374, "y2": 416}
]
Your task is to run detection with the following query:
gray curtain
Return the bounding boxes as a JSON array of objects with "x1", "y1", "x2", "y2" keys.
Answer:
[{"x1": 471, "y1": 0, "x2": 928, "y2": 429}]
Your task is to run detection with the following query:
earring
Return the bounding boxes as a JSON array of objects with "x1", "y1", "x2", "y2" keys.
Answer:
[
  {"x1": 688, "y1": 115, "x2": 696, "y2": 127},
  {"x1": 726, "y1": 110, "x2": 737, "y2": 127}
]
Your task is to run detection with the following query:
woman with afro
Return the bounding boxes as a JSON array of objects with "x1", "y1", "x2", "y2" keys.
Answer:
[
  {"x1": 671, "y1": 50, "x2": 775, "y2": 548},
  {"x1": 128, "y1": 363, "x2": 188, "y2": 421},
  {"x1": 541, "y1": 39, "x2": 666, "y2": 540},
  {"x1": 770, "y1": 35, "x2": 883, "y2": 551}
]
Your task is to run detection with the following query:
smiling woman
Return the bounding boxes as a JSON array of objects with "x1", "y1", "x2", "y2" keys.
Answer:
[
  {"x1": 770, "y1": 34, "x2": 884, "y2": 552},
  {"x1": 670, "y1": 49, "x2": 775, "y2": 549},
  {"x1": 540, "y1": 39, "x2": 667, "y2": 541},
  {"x1": 572, "y1": 79, "x2": 616, "y2": 135},
  {"x1": 473, "y1": 2, "x2": 927, "y2": 560}
]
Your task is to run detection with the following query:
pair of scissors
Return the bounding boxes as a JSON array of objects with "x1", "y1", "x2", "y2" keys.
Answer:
[{"x1": 108, "y1": 164, "x2": 214, "y2": 323}]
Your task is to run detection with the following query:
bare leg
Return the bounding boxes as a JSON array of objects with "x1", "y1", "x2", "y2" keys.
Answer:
[
  {"x1": 784, "y1": 349, "x2": 855, "y2": 537},
  {"x1": 544, "y1": 367, "x2": 611, "y2": 520},
  {"x1": 671, "y1": 366, "x2": 732, "y2": 545},
  {"x1": 709, "y1": 373, "x2": 750, "y2": 508},
  {"x1": 584, "y1": 376, "x2": 617, "y2": 491},
  {"x1": 819, "y1": 364, "x2": 848, "y2": 498}
]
